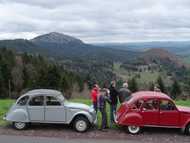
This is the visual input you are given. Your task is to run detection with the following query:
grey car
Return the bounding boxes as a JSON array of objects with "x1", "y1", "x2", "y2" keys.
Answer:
[{"x1": 4, "y1": 89, "x2": 97, "y2": 132}]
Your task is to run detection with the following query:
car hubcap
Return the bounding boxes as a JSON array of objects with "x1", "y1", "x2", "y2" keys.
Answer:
[
  {"x1": 76, "y1": 120, "x2": 87, "y2": 132},
  {"x1": 128, "y1": 126, "x2": 140, "y2": 134},
  {"x1": 15, "y1": 122, "x2": 25, "y2": 129}
]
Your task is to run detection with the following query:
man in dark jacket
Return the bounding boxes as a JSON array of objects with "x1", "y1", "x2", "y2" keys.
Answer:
[
  {"x1": 118, "y1": 82, "x2": 131, "y2": 103},
  {"x1": 98, "y1": 88, "x2": 111, "y2": 131},
  {"x1": 109, "y1": 81, "x2": 118, "y2": 127}
]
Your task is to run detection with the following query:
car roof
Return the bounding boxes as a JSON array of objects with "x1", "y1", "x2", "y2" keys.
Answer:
[
  {"x1": 131, "y1": 91, "x2": 171, "y2": 101},
  {"x1": 24, "y1": 89, "x2": 63, "y2": 96}
]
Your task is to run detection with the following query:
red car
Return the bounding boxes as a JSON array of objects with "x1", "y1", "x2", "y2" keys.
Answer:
[{"x1": 116, "y1": 91, "x2": 190, "y2": 135}]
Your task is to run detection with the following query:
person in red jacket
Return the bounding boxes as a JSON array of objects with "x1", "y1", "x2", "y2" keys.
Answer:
[{"x1": 91, "y1": 84, "x2": 99, "y2": 113}]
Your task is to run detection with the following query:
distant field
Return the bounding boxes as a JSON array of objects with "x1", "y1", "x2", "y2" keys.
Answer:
[
  {"x1": 181, "y1": 56, "x2": 190, "y2": 64},
  {"x1": 113, "y1": 62, "x2": 171, "y2": 87},
  {"x1": 0, "y1": 99, "x2": 190, "y2": 127}
]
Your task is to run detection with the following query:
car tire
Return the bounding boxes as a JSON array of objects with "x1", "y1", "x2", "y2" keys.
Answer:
[
  {"x1": 73, "y1": 116, "x2": 89, "y2": 132},
  {"x1": 185, "y1": 124, "x2": 190, "y2": 135},
  {"x1": 12, "y1": 122, "x2": 27, "y2": 130},
  {"x1": 127, "y1": 125, "x2": 141, "y2": 134}
]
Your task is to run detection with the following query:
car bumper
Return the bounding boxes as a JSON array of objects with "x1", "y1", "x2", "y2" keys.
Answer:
[{"x1": 93, "y1": 117, "x2": 98, "y2": 125}]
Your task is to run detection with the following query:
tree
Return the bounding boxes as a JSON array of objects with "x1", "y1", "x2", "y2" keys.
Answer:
[
  {"x1": 11, "y1": 66, "x2": 23, "y2": 93},
  {"x1": 149, "y1": 82, "x2": 155, "y2": 91},
  {"x1": 157, "y1": 76, "x2": 166, "y2": 93},
  {"x1": 46, "y1": 65, "x2": 61, "y2": 89},
  {"x1": 128, "y1": 77, "x2": 138, "y2": 92},
  {"x1": 170, "y1": 80, "x2": 182, "y2": 99}
]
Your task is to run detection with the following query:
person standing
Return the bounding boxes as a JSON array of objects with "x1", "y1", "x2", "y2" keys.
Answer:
[
  {"x1": 118, "y1": 82, "x2": 131, "y2": 103},
  {"x1": 109, "y1": 81, "x2": 118, "y2": 127},
  {"x1": 90, "y1": 84, "x2": 99, "y2": 113},
  {"x1": 98, "y1": 84, "x2": 111, "y2": 131}
]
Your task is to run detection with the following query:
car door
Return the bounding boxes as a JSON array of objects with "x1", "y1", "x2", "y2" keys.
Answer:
[
  {"x1": 45, "y1": 96, "x2": 66, "y2": 122},
  {"x1": 159, "y1": 99, "x2": 180, "y2": 126},
  {"x1": 141, "y1": 98, "x2": 159, "y2": 125},
  {"x1": 27, "y1": 95, "x2": 45, "y2": 121}
]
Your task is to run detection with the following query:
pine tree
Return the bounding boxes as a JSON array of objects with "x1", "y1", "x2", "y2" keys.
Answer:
[
  {"x1": 149, "y1": 82, "x2": 155, "y2": 91},
  {"x1": 46, "y1": 65, "x2": 61, "y2": 89},
  {"x1": 128, "y1": 77, "x2": 138, "y2": 92},
  {"x1": 170, "y1": 80, "x2": 182, "y2": 99},
  {"x1": 157, "y1": 76, "x2": 166, "y2": 93}
]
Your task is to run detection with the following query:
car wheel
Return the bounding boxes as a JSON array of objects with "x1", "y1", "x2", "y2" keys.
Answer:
[
  {"x1": 13, "y1": 122, "x2": 27, "y2": 130},
  {"x1": 128, "y1": 125, "x2": 141, "y2": 134},
  {"x1": 73, "y1": 116, "x2": 89, "y2": 132},
  {"x1": 185, "y1": 124, "x2": 190, "y2": 135}
]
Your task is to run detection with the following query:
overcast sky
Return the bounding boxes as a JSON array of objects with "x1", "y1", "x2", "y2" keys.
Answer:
[{"x1": 0, "y1": 0, "x2": 190, "y2": 43}]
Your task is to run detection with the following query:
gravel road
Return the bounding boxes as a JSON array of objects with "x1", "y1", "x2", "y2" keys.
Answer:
[{"x1": 0, "y1": 124, "x2": 189, "y2": 143}]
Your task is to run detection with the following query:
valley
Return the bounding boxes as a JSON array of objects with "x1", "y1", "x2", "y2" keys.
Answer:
[{"x1": 0, "y1": 32, "x2": 190, "y2": 99}]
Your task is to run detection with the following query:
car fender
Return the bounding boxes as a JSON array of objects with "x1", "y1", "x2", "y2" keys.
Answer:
[
  {"x1": 119, "y1": 112, "x2": 143, "y2": 126},
  {"x1": 69, "y1": 111, "x2": 92, "y2": 124},
  {"x1": 6, "y1": 109, "x2": 29, "y2": 122},
  {"x1": 183, "y1": 119, "x2": 190, "y2": 128}
]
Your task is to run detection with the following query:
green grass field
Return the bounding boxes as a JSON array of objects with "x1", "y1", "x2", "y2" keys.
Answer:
[
  {"x1": 113, "y1": 62, "x2": 172, "y2": 87},
  {"x1": 0, "y1": 99, "x2": 190, "y2": 127}
]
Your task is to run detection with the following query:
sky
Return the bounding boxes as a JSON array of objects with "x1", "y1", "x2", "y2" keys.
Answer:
[{"x1": 0, "y1": 0, "x2": 190, "y2": 43}]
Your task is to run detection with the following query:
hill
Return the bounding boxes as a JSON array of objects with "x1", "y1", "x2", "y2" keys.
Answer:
[
  {"x1": 0, "y1": 32, "x2": 139, "y2": 62},
  {"x1": 140, "y1": 48, "x2": 184, "y2": 68},
  {"x1": 94, "y1": 41, "x2": 190, "y2": 56}
]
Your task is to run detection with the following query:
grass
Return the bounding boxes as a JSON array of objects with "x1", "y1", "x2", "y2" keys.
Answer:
[
  {"x1": 175, "y1": 100, "x2": 190, "y2": 107},
  {"x1": 181, "y1": 56, "x2": 190, "y2": 64},
  {"x1": 0, "y1": 99, "x2": 15, "y2": 126},
  {"x1": 113, "y1": 62, "x2": 172, "y2": 87},
  {"x1": 0, "y1": 99, "x2": 190, "y2": 128}
]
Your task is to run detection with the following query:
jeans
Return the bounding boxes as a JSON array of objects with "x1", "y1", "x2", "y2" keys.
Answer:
[
  {"x1": 110, "y1": 104, "x2": 117, "y2": 126},
  {"x1": 93, "y1": 101, "x2": 98, "y2": 113},
  {"x1": 100, "y1": 108, "x2": 107, "y2": 129}
]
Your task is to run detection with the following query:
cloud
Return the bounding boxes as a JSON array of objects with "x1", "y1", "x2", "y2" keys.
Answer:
[{"x1": 0, "y1": 0, "x2": 190, "y2": 42}]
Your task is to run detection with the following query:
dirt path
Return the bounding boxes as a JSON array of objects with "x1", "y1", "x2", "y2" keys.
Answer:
[{"x1": 0, "y1": 124, "x2": 189, "y2": 143}]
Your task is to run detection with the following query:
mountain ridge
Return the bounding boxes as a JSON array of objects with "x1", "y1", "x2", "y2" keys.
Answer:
[
  {"x1": 0, "y1": 32, "x2": 139, "y2": 62},
  {"x1": 0, "y1": 32, "x2": 185, "y2": 66},
  {"x1": 31, "y1": 32, "x2": 84, "y2": 45}
]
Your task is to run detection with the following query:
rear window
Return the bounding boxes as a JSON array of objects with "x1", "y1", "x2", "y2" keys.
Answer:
[{"x1": 46, "y1": 96, "x2": 61, "y2": 106}]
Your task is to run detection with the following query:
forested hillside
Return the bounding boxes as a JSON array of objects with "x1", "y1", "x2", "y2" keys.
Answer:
[{"x1": 0, "y1": 48, "x2": 83, "y2": 99}]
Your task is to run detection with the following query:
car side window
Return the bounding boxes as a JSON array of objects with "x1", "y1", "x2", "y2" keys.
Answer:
[
  {"x1": 46, "y1": 96, "x2": 61, "y2": 106},
  {"x1": 29, "y1": 96, "x2": 44, "y2": 106},
  {"x1": 17, "y1": 96, "x2": 29, "y2": 106},
  {"x1": 131, "y1": 99, "x2": 144, "y2": 110},
  {"x1": 142, "y1": 99, "x2": 159, "y2": 111},
  {"x1": 160, "y1": 100, "x2": 176, "y2": 111}
]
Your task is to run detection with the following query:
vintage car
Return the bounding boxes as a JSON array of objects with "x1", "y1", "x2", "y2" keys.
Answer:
[
  {"x1": 3, "y1": 89, "x2": 97, "y2": 132},
  {"x1": 116, "y1": 91, "x2": 190, "y2": 135}
]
